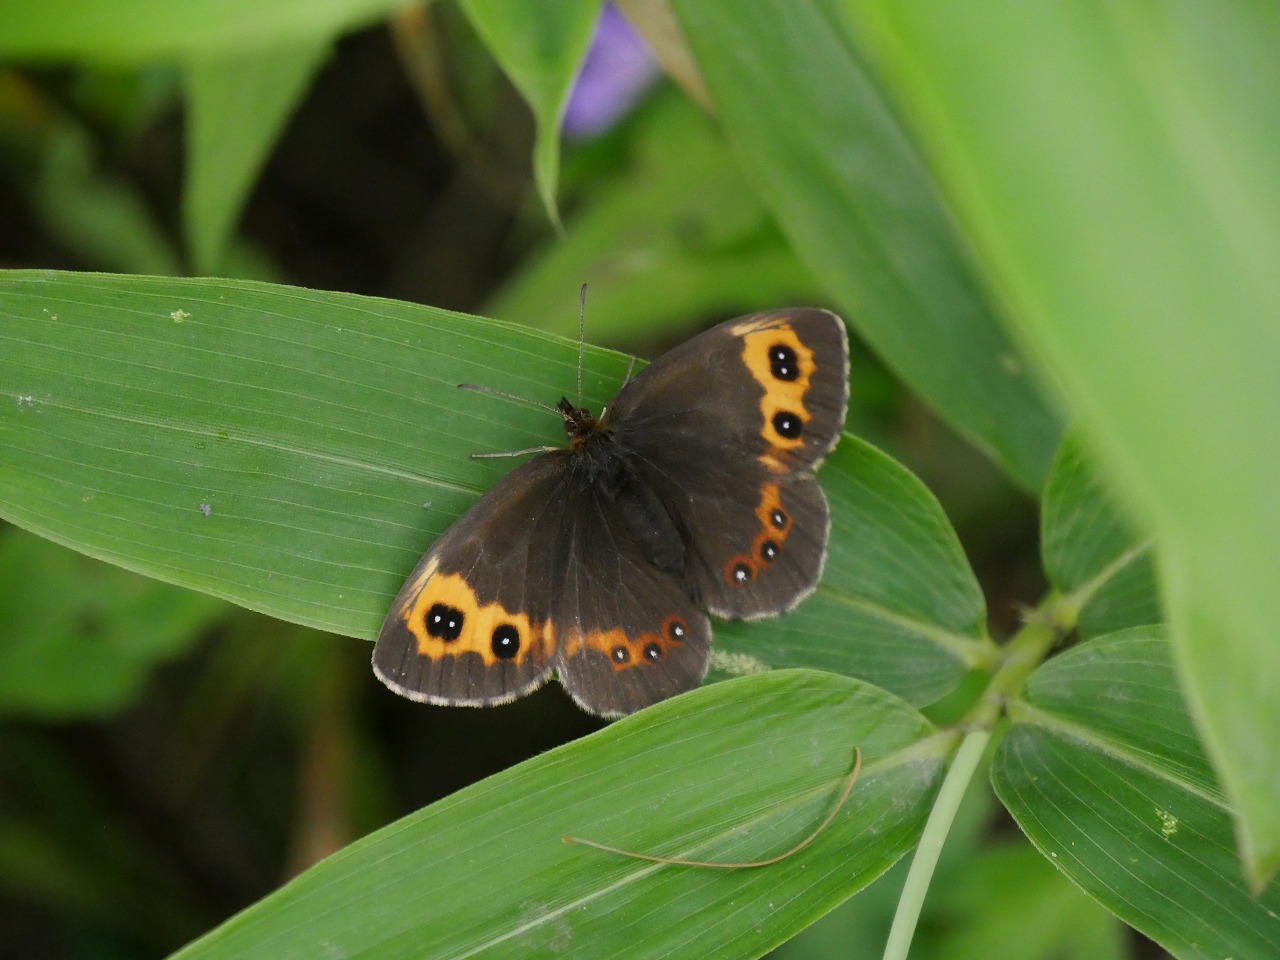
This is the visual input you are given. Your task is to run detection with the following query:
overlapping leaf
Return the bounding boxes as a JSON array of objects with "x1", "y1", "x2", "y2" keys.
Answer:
[
  {"x1": 169, "y1": 670, "x2": 946, "y2": 960},
  {"x1": 994, "y1": 628, "x2": 1280, "y2": 958},
  {"x1": 183, "y1": 42, "x2": 330, "y2": 274},
  {"x1": 848, "y1": 0, "x2": 1280, "y2": 883},
  {"x1": 0, "y1": 529, "x2": 226, "y2": 716},
  {"x1": 457, "y1": 0, "x2": 603, "y2": 226},
  {"x1": 669, "y1": 0, "x2": 1061, "y2": 491},
  {"x1": 1041, "y1": 432, "x2": 1160, "y2": 637},
  {"x1": 0, "y1": 0, "x2": 403, "y2": 60}
]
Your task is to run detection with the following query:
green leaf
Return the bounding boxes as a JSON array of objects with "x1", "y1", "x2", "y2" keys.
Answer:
[
  {"x1": 669, "y1": 0, "x2": 1062, "y2": 491},
  {"x1": 0, "y1": 271, "x2": 970, "y2": 705},
  {"x1": 847, "y1": 0, "x2": 1280, "y2": 885},
  {"x1": 0, "y1": 527, "x2": 226, "y2": 717},
  {"x1": 993, "y1": 628, "x2": 1280, "y2": 959},
  {"x1": 170, "y1": 670, "x2": 944, "y2": 960},
  {"x1": 458, "y1": 0, "x2": 603, "y2": 227},
  {"x1": 0, "y1": 271, "x2": 626, "y2": 638},
  {"x1": 716, "y1": 434, "x2": 993, "y2": 706},
  {"x1": 183, "y1": 41, "x2": 330, "y2": 274},
  {"x1": 1041, "y1": 431, "x2": 1159, "y2": 637},
  {"x1": 0, "y1": 0, "x2": 408, "y2": 60},
  {"x1": 488, "y1": 91, "x2": 821, "y2": 340}
]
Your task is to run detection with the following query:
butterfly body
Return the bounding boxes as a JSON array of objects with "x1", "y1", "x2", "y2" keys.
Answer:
[{"x1": 374, "y1": 309, "x2": 849, "y2": 716}]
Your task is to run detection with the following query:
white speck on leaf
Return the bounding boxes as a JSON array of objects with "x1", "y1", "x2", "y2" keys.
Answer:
[
  {"x1": 710, "y1": 650, "x2": 770, "y2": 676},
  {"x1": 1156, "y1": 808, "x2": 1178, "y2": 839},
  {"x1": 199, "y1": 502, "x2": 212, "y2": 517},
  {"x1": 171, "y1": 309, "x2": 190, "y2": 322},
  {"x1": 16, "y1": 395, "x2": 35, "y2": 407}
]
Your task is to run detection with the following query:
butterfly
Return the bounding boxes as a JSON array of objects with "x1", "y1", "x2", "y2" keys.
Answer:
[{"x1": 373, "y1": 309, "x2": 849, "y2": 717}]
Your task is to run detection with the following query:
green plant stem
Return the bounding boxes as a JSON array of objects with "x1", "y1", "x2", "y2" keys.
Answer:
[
  {"x1": 883, "y1": 728, "x2": 989, "y2": 960},
  {"x1": 967, "y1": 594, "x2": 1070, "y2": 732},
  {"x1": 882, "y1": 594, "x2": 1070, "y2": 960}
]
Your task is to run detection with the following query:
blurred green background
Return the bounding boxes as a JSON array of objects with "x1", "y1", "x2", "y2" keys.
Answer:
[{"x1": 1, "y1": 4, "x2": 1120, "y2": 958}]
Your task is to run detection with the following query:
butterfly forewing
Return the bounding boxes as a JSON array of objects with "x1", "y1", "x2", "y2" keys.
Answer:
[
  {"x1": 606, "y1": 309, "x2": 849, "y2": 619},
  {"x1": 373, "y1": 456, "x2": 569, "y2": 707}
]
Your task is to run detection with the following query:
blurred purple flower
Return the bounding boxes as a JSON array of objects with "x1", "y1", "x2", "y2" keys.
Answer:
[{"x1": 563, "y1": 5, "x2": 661, "y2": 140}]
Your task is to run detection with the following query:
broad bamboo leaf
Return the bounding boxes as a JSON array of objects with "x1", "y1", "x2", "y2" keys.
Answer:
[
  {"x1": 171, "y1": 670, "x2": 945, "y2": 960},
  {"x1": 670, "y1": 0, "x2": 1062, "y2": 491},
  {"x1": 849, "y1": 0, "x2": 1280, "y2": 884},
  {"x1": 994, "y1": 629, "x2": 1280, "y2": 958},
  {"x1": 0, "y1": 271, "x2": 975, "y2": 706}
]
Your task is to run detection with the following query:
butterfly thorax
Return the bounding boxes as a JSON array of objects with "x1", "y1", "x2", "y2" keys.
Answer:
[
  {"x1": 558, "y1": 396, "x2": 601, "y2": 447},
  {"x1": 558, "y1": 396, "x2": 619, "y2": 479},
  {"x1": 555, "y1": 396, "x2": 686, "y2": 574}
]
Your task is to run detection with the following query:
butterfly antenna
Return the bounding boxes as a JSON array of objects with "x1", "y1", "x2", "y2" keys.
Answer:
[
  {"x1": 457, "y1": 383, "x2": 561, "y2": 416},
  {"x1": 577, "y1": 282, "x2": 587, "y2": 407},
  {"x1": 472, "y1": 445, "x2": 559, "y2": 459}
]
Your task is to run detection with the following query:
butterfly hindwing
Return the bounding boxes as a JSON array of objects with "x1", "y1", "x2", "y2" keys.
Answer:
[
  {"x1": 606, "y1": 309, "x2": 849, "y2": 619},
  {"x1": 547, "y1": 479, "x2": 712, "y2": 717},
  {"x1": 639, "y1": 467, "x2": 832, "y2": 620}
]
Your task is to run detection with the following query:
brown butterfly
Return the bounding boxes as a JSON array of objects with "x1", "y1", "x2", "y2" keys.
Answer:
[{"x1": 373, "y1": 309, "x2": 849, "y2": 717}]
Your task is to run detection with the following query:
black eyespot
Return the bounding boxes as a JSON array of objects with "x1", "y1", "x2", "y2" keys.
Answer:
[
  {"x1": 667, "y1": 619, "x2": 687, "y2": 642},
  {"x1": 770, "y1": 508, "x2": 788, "y2": 530},
  {"x1": 425, "y1": 603, "x2": 464, "y2": 641},
  {"x1": 760, "y1": 540, "x2": 780, "y2": 564},
  {"x1": 729, "y1": 561, "x2": 754, "y2": 585},
  {"x1": 611, "y1": 645, "x2": 630, "y2": 664},
  {"x1": 643, "y1": 642, "x2": 663, "y2": 662},
  {"x1": 768, "y1": 343, "x2": 799, "y2": 381},
  {"x1": 772, "y1": 411, "x2": 803, "y2": 440},
  {"x1": 491, "y1": 624, "x2": 521, "y2": 660}
]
